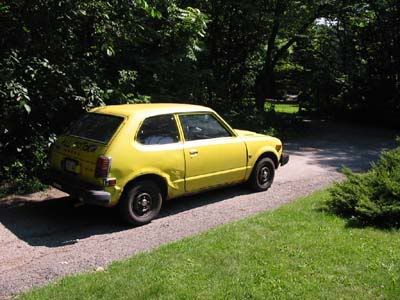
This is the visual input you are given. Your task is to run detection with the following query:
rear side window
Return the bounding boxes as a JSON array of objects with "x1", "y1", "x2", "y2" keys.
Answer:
[
  {"x1": 67, "y1": 113, "x2": 123, "y2": 144},
  {"x1": 179, "y1": 113, "x2": 232, "y2": 141},
  {"x1": 137, "y1": 114, "x2": 180, "y2": 145}
]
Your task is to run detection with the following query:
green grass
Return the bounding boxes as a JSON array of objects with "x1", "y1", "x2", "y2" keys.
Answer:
[
  {"x1": 265, "y1": 102, "x2": 299, "y2": 114},
  {"x1": 20, "y1": 190, "x2": 400, "y2": 300}
]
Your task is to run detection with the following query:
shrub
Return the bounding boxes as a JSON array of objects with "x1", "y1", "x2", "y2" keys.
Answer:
[
  {"x1": 0, "y1": 135, "x2": 49, "y2": 197},
  {"x1": 327, "y1": 140, "x2": 400, "y2": 227}
]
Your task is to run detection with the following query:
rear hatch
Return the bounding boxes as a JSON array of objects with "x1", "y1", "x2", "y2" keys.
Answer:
[{"x1": 50, "y1": 113, "x2": 124, "y2": 185}]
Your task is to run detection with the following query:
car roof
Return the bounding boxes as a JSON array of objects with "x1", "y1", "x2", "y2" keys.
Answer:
[{"x1": 90, "y1": 103, "x2": 213, "y2": 117}]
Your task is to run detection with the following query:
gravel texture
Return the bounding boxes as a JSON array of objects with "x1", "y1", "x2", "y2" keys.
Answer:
[{"x1": 0, "y1": 121, "x2": 397, "y2": 299}]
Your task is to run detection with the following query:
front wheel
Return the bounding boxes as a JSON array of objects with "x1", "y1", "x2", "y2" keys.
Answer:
[
  {"x1": 249, "y1": 157, "x2": 275, "y2": 192},
  {"x1": 119, "y1": 180, "x2": 163, "y2": 225}
]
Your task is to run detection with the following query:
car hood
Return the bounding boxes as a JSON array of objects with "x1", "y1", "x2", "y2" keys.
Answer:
[
  {"x1": 235, "y1": 129, "x2": 281, "y2": 144},
  {"x1": 235, "y1": 129, "x2": 266, "y2": 137}
]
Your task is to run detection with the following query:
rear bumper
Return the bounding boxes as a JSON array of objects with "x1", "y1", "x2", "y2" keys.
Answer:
[
  {"x1": 280, "y1": 153, "x2": 289, "y2": 166},
  {"x1": 46, "y1": 170, "x2": 111, "y2": 206}
]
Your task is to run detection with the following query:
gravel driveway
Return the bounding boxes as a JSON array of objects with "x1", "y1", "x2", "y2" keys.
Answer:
[{"x1": 0, "y1": 121, "x2": 397, "y2": 299}]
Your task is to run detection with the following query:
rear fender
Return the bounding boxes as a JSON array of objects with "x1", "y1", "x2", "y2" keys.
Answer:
[{"x1": 121, "y1": 168, "x2": 184, "y2": 201}]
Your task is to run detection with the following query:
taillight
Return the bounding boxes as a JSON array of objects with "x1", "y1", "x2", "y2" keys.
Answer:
[{"x1": 95, "y1": 156, "x2": 112, "y2": 178}]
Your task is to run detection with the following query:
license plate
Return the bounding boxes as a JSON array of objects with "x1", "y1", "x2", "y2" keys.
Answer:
[{"x1": 64, "y1": 159, "x2": 78, "y2": 173}]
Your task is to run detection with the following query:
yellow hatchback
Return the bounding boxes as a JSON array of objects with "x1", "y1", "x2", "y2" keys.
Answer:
[{"x1": 48, "y1": 103, "x2": 289, "y2": 225}]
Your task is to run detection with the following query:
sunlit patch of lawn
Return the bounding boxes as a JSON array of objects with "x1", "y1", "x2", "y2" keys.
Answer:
[{"x1": 265, "y1": 102, "x2": 299, "y2": 114}]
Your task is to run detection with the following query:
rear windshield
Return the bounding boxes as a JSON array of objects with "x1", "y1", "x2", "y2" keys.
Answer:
[{"x1": 66, "y1": 113, "x2": 123, "y2": 144}]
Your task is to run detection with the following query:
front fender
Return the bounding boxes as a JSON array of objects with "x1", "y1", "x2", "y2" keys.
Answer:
[
  {"x1": 245, "y1": 144, "x2": 281, "y2": 180},
  {"x1": 253, "y1": 145, "x2": 280, "y2": 166}
]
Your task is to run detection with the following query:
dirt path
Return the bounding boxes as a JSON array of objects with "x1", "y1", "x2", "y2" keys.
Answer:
[{"x1": 0, "y1": 121, "x2": 397, "y2": 299}]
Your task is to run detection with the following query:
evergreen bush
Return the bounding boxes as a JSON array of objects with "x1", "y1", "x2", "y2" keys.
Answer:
[{"x1": 327, "y1": 140, "x2": 400, "y2": 227}]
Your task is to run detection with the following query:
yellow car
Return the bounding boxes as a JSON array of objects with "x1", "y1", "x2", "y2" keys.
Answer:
[{"x1": 48, "y1": 103, "x2": 289, "y2": 224}]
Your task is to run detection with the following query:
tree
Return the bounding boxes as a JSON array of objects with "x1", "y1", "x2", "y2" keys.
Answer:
[
  {"x1": 290, "y1": 0, "x2": 399, "y2": 121},
  {"x1": 253, "y1": 0, "x2": 342, "y2": 111}
]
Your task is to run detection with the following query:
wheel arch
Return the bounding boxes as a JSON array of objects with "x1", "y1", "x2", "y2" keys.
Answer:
[
  {"x1": 121, "y1": 174, "x2": 168, "y2": 201},
  {"x1": 255, "y1": 151, "x2": 279, "y2": 169}
]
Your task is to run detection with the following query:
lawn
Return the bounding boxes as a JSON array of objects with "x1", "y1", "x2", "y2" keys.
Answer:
[
  {"x1": 265, "y1": 102, "x2": 299, "y2": 114},
  {"x1": 20, "y1": 190, "x2": 400, "y2": 300}
]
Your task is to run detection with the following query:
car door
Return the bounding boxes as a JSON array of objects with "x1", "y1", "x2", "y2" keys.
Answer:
[{"x1": 178, "y1": 113, "x2": 247, "y2": 192}]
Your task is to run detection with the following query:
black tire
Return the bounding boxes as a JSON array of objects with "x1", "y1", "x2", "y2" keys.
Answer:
[
  {"x1": 119, "y1": 180, "x2": 163, "y2": 225},
  {"x1": 249, "y1": 157, "x2": 275, "y2": 192}
]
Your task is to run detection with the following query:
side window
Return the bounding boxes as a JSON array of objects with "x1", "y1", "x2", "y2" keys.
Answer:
[
  {"x1": 137, "y1": 114, "x2": 180, "y2": 145},
  {"x1": 179, "y1": 113, "x2": 232, "y2": 141}
]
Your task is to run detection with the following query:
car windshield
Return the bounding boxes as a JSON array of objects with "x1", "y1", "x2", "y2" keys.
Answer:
[{"x1": 66, "y1": 113, "x2": 123, "y2": 144}]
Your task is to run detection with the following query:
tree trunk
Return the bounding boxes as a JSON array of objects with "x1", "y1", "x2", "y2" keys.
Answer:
[
  {"x1": 255, "y1": 64, "x2": 276, "y2": 112},
  {"x1": 255, "y1": 75, "x2": 265, "y2": 112}
]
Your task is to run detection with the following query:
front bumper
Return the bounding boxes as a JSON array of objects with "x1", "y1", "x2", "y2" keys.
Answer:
[
  {"x1": 46, "y1": 170, "x2": 111, "y2": 206},
  {"x1": 280, "y1": 153, "x2": 289, "y2": 166}
]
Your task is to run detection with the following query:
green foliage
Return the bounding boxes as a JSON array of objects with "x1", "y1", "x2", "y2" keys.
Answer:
[
  {"x1": 327, "y1": 142, "x2": 400, "y2": 227},
  {"x1": 0, "y1": 135, "x2": 49, "y2": 197},
  {"x1": 292, "y1": 0, "x2": 400, "y2": 122}
]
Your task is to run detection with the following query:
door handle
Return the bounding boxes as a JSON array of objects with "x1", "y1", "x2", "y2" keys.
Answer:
[{"x1": 189, "y1": 149, "x2": 198, "y2": 156}]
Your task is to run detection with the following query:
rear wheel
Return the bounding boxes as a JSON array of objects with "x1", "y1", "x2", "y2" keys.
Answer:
[
  {"x1": 249, "y1": 157, "x2": 275, "y2": 192},
  {"x1": 119, "y1": 180, "x2": 163, "y2": 225}
]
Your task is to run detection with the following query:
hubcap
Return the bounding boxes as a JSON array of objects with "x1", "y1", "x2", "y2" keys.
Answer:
[
  {"x1": 133, "y1": 192, "x2": 152, "y2": 216},
  {"x1": 258, "y1": 166, "x2": 270, "y2": 185}
]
